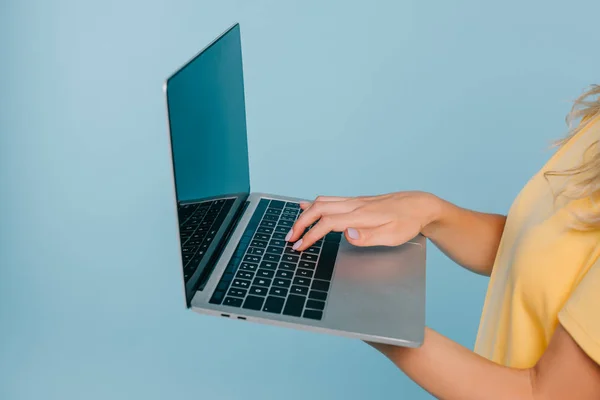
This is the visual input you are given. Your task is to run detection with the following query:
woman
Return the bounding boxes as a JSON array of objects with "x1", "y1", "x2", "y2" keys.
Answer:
[{"x1": 286, "y1": 85, "x2": 600, "y2": 399}]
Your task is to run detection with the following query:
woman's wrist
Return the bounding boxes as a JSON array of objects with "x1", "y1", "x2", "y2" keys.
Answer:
[{"x1": 417, "y1": 192, "x2": 445, "y2": 238}]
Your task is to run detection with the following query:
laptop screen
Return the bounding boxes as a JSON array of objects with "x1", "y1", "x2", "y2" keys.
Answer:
[
  {"x1": 166, "y1": 24, "x2": 250, "y2": 204},
  {"x1": 165, "y1": 24, "x2": 251, "y2": 301}
]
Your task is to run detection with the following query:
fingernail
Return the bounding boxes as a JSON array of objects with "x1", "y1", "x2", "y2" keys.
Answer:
[
  {"x1": 285, "y1": 229, "x2": 293, "y2": 241},
  {"x1": 347, "y1": 228, "x2": 359, "y2": 240},
  {"x1": 292, "y1": 239, "x2": 303, "y2": 250}
]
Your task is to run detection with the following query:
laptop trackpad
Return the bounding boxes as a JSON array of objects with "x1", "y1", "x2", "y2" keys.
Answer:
[{"x1": 323, "y1": 237, "x2": 426, "y2": 344}]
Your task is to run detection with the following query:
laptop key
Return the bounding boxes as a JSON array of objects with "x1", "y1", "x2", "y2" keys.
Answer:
[
  {"x1": 325, "y1": 232, "x2": 342, "y2": 243},
  {"x1": 269, "y1": 200, "x2": 286, "y2": 209},
  {"x1": 248, "y1": 247, "x2": 264, "y2": 256},
  {"x1": 250, "y1": 240, "x2": 268, "y2": 248},
  {"x1": 272, "y1": 278, "x2": 291, "y2": 288},
  {"x1": 303, "y1": 309, "x2": 323, "y2": 320},
  {"x1": 262, "y1": 296, "x2": 284, "y2": 314},
  {"x1": 275, "y1": 226, "x2": 289, "y2": 234},
  {"x1": 239, "y1": 262, "x2": 258, "y2": 271},
  {"x1": 264, "y1": 254, "x2": 281, "y2": 263},
  {"x1": 275, "y1": 270, "x2": 293, "y2": 279},
  {"x1": 244, "y1": 255, "x2": 261, "y2": 263},
  {"x1": 306, "y1": 299, "x2": 325, "y2": 310},
  {"x1": 181, "y1": 245, "x2": 198, "y2": 253},
  {"x1": 290, "y1": 285, "x2": 308, "y2": 296},
  {"x1": 296, "y1": 268, "x2": 313, "y2": 278},
  {"x1": 260, "y1": 220, "x2": 276, "y2": 228},
  {"x1": 293, "y1": 277, "x2": 310, "y2": 287},
  {"x1": 314, "y1": 242, "x2": 339, "y2": 281},
  {"x1": 257, "y1": 227, "x2": 273, "y2": 234},
  {"x1": 301, "y1": 253, "x2": 317, "y2": 262},
  {"x1": 242, "y1": 295, "x2": 264, "y2": 310},
  {"x1": 236, "y1": 271, "x2": 254, "y2": 280},
  {"x1": 305, "y1": 247, "x2": 320, "y2": 255},
  {"x1": 254, "y1": 233, "x2": 270, "y2": 242},
  {"x1": 249, "y1": 286, "x2": 268, "y2": 296},
  {"x1": 278, "y1": 220, "x2": 293, "y2": 227},
  {"x1": 269, "y1": 287, "x2": 288, "y2": 297},
  {"x1": 266, "y1": 246, "x2": 284, "y2": 255},
  {"x1": 224, "y1": 297, "x2": 243, "y2": 308},
  {"x1": 269, "y1": 239, "x2": 286, "y2": 248},
  {"x1": 309, "y1": 290, "x2": 327, "y2": 301},
  {"x1": 231, "y1": 279, "x2": 251, "y2": 289},
  {"x1": 260, "y1": 261, "x2": 278, "y2": 270},
  {"x1": 279, "y1": 262, "x2": 296, "y2": 272},
  {"x1": 266, "y1": 208, "x2": 282, "y2": 215},
  {"x1": 263, "y1": 214, "x2": 279, "y2": 221},
  {"x1": 253, "y1": 277, "x2": 272, "y2": 287},
  {"x1": 311, "y1": 279, "x2": 330, "y2": 292},
  {"x1": 228, "y1": 288, "x2": 247, "y2": 298},
  {"x1": 185, "y1": 265, "x2": 198, "y2": 278},
  {"x1": 282, "y1": 254, "x2": 299, "y2": 263},
  {"x1": 284, "y1": 247, "x2": 301, "y2": 255},
  {"x1": 299, "y1": 261, "x2": 316, "y2": 270},
  {"x1": 283, "y1": 295, "x2": 306, "y2": 317},
  {"x1": 272, "y1": 232, "x2": 286, "y2": 240},
  {"x1": 257, "y1": 269, "x2": 274, "y2": 278}
]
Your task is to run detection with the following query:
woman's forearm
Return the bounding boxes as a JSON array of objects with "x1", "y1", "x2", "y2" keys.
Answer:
[
  {"x1": 370, "y1": 328, "x2": 532, "y2": 400},
  {"x1": 421, "y1": 195, "x2": 506, "y2": 276}
]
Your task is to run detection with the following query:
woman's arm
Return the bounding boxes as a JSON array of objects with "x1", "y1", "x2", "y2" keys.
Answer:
[
  {"x1": 422, "y1": 197, "x2": 507, "y2": 276},
  {"x1": 288, "y1": 192, "x2": 506, "y2": 276},
  {"x1": 370, "y1": 324, "x2": 600, "y2": 400}
]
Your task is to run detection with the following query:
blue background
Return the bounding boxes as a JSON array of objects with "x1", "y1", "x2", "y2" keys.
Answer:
[{"x1": 1, "y1": 1, "x2": 598, "y2": 399}]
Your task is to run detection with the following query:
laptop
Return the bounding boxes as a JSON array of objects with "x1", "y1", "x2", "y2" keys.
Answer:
[{"x1": 163, "y1": 23, "x2": 426, "y2": 347}]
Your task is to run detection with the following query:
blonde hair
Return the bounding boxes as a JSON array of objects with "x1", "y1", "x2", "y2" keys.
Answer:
[{"x1": 544, "y1": 84, "x2": 600, "y2": 230}]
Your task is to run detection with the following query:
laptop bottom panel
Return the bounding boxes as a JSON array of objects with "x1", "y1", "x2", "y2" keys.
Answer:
[{"x1": 190, "y1": 192, "x2": 426, "y2": 347}]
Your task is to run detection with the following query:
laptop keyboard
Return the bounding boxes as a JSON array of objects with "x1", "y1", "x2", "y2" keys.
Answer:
[
  {"x1": 178, "y1": 198, "x2": 235, "y2": 282},
  {"x1": 209, "y1": 199, "x2": 341, "y2": 320}
]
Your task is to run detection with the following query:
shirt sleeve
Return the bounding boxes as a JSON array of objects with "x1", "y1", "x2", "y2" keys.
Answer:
[{"x1": 558, "y1": 259, "x2": 600, "y2": 365}]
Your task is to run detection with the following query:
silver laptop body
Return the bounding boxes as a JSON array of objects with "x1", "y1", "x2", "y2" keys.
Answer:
[{"x1": 163, "y1": 23, "x2": 426, "y2": 347}]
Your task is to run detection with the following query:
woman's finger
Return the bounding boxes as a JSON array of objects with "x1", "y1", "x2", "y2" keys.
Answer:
[
  {"x1": 293, "y1": 209, "x2": 386, "y2": 250},
  {"x1": 287, "y1": 200, "x2": 360, "y2": 242},
  {"x1": 299, "y1": 196, "x2": 348, "y2": 210},
  {"x1": 346, "y1": 215, "x2": 422, "y2": 247},
  {"x1": 344, "y1": 222, "x2": 401, "y2": 247},
  {"x1": 313, "y1": 195, "x2": 349, "y2": 202},
  {"x1": 292, "y1": 212, "x2": 364, "y2": 250}
]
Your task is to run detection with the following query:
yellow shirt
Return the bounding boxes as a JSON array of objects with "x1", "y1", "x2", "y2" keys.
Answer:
[{"x1": 474, "y1": 114, "x2": 600, "y2": 368}]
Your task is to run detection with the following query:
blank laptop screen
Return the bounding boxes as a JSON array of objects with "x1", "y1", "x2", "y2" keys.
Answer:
[{"x1": 166, "y1": 24, "x2": 250, "y2": 204}]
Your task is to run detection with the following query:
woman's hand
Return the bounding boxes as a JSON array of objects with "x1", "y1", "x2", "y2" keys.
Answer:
[{"x1": 286, "y1": 191, "x2": 442, "y2": 251}]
